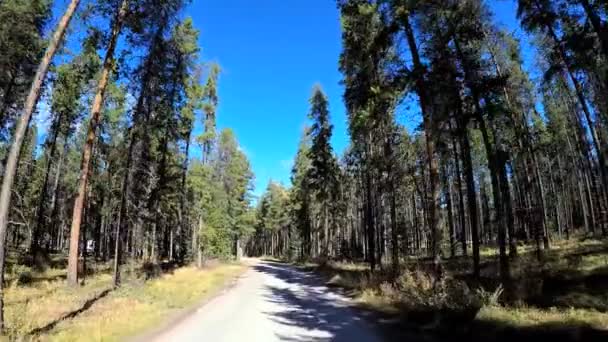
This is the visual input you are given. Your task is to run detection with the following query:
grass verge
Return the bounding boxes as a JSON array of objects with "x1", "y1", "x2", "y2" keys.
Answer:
[{"x1": 4, "y1": 262, "x2": 245, "y2": 341}]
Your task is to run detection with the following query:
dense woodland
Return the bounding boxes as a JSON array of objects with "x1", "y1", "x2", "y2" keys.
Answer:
[
  {"x1": 249, "y1": 0, "x2": 608, "y2": 297},
  {"x1": 0, "y1": 0, "x2": 607, "y2": 336}
]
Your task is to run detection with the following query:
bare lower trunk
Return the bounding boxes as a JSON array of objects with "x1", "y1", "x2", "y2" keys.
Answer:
[
  {"x1": 235, "y1": 237, "x2": 242, "y2": 261},
  {"x1": 365, "y1": 172, "x2": 375, "y2": 271},
  {"x1": 461, "y1": 127, "x2": 480, "y2": 277},
  {"x1": 196, "y1": 216, "x2": 203, "y2": 268},
  {"x1": 451, "y1": 129, "x2": 467, "y2": 257},
  {"x1": 49, "y1": 142, "x2": 67, "y2": 249},
  {"x1": 169, "y1": 230, "x2": 174, "y2": 261},
  {"x1": 390, "y1": 183, "x2": 399, "y2": 273}
]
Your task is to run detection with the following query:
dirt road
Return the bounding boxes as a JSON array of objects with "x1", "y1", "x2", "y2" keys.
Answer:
[{"x1": 151, "y1": 259, "x2": 382, "y2": 342}]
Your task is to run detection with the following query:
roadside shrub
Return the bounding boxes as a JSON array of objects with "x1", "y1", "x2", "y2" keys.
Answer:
[
  {"x1": 394, "y1": 269, "x2": 434, "y2": 308},
  {"x1": 140, "y1": 262, "x2": 162, "y2": 280},
  {"x1": 391, "y1": 268, "x2": 480, "y2": 313},
  {"x1": 476, "y1": 284, "x2": 504, "y2": 307},
  {"x1": 378, "y1": 281, "x2": 398, "y2": 300}
]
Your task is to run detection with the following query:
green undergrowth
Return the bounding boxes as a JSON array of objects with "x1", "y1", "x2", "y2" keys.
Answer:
[{"x1": 301, "y1": 238, "x2": 608, "y2": 341}]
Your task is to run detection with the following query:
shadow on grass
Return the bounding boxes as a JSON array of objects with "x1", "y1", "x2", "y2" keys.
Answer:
[{"x1": 28, "y1": 288, "x2": 112, "y2": 336}]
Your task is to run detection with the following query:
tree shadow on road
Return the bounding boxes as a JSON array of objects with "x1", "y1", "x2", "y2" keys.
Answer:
[
  {"x1": 253, "y1": 261, "x2": 430, "y2": 342},
  {"x1": 253, "y1": 261, "x2": 608, "y2": 342}
]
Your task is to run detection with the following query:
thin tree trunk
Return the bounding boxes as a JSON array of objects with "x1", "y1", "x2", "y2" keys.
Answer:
[
  {"x1": 402, "y1": 13, "x2": 441, "y2": 271},
  {"x1": 451, "y1": 129, "x2": 467, "y2": 256},
  {"x1": 443, "y1": 162, "x2": 456, "y2": 258},
  {"x1": 531, "y1": 154, "x2": 550, "y2": 249},
  {"x1": 461, "y1": 127, "x2": 481, "y2": 277},
  {"x1": 49, "y1": 142, "x2": 68, "y2": 250},
  {"x1": 112, "y1": 205, "x2": 122, "y2": 287},
  {"x1": 67, "y1": 0, "x2": 128, "y2": 287},
  {"x1": 390, "y1": 181, "x2": 399, "y2": 273},
  {"x1": 179, "y1": 130, "x2": 191, "y2": 262},
  {"x1": 31, "y1": 112, "x2": 63, "y2": 256},
  {"x1": 365, "y1": 171, "x2": 376, "y2": 271}
]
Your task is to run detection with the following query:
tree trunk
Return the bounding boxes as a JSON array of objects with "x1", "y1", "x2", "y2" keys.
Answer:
[
  {"x1": 50, "y1": 142, "x2": 68, "y2": 249},
  {"x1": 0, "y1": 0, "x2": 81, "y2": 327},
  {"x1": 112, "y1": 205, "x2": 123, "y2": 287},
  {"x1": 443, "y1": 161, "x2": 456, "y2": 258},
  {"x1": 402, "y1": 13, "x2": 441, "y2": 271},
  {"x1": 459, "y1": 122, "x2": 481, "y2": 277},
  {"x1": 195, "y1": 216, "x2": 203, "y2": 268},
  {"x1": 365, "y1": 171, "x2": 376, "y2": 271},
  {"x1": 31, "y1": 111, "x2": 63, "y2": 256},
  {"x1": 178, "y1": 129, "x2": 191, "y2": 262},
  {"x1": 531, "y1": 153, "x2": 550, "y2": 249},
  {"x1": 448, "y1": 129, "x2": 467, "y2": 257},
  {"x1": 390, "y1": 181, "x2": 399, "y2": 273},
  {"x1": 67, "y1": 0, "x2": 128, "y2": 287}
]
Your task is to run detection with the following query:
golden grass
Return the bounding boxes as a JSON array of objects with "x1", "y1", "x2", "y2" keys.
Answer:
[
  {"x1": 4, "y1": 267, "x2": 113, "y2": 339},
  {"x1": 37, "y1": 264, "x2": 245, "y2": 342},
  {"x1": 477, "y1": 305, "x2": 608, "y2": 330},
  {"x1": 2, "y1": 262, "x2": 245, "y2": 341}
]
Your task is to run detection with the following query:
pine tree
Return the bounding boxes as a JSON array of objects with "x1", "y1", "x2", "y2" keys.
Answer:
[
  {"x1": 306, "y1": 85, "x2": 338, "y2": 257},
  {"x1": 67, "y1": 0, "x2": 130, "y2": 287}
]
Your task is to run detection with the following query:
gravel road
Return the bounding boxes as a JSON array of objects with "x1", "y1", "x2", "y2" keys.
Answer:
[{"x1": 151, "y1": 259, "x2": 382, "y2": 342}]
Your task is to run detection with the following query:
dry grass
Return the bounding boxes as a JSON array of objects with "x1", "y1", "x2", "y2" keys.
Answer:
[
  {"x1": 1, "y1": 260, "x2": 245, "y2": 341},
  {"x1": 39, "y1": 264, "x2": 245, "y2": 342},
  {"x1": 4, "y1": 263, "x2": 113, "y2": 339},
  {"x1": 477, "y1": 305, "x2": 608, "y2": 330}
]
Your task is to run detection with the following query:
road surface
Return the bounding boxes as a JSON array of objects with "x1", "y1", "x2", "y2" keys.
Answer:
[{"x1": 151, "y1": 259, "x2": 382, "y2": 342}]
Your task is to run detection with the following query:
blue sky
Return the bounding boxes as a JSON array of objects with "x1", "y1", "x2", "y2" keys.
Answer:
[
  {"x1": 185, "y1": 0, "x2": 537, "y2": 197},
  {"x1": 186, "y1": 0, "x2": 348, "y2": 196}
]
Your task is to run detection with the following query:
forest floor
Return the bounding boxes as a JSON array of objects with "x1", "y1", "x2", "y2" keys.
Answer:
[
  {"x1": 295, "y1": 238, "x2": 608, "y2": 342},
  {"x1": 1, "y1": 251, "x2": 245, "y2": 341}
]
